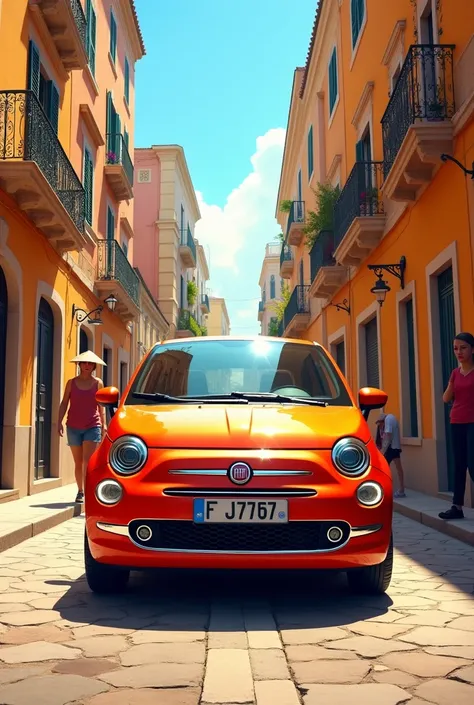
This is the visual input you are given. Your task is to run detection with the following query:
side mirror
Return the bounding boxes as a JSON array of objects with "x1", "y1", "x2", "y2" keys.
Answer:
[
  {"x1": 96, "y1": 386, "x2": 120, "y2": 417},
  {"x1": 358, "y1": 387, "x2": 388, "y2": 420}
]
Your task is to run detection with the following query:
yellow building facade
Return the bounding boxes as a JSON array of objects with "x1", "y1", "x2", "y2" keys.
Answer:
[
  {"x1": 0, "y1": 0, "x2": 145, "y2": 499},
  {"x1": 276, "y1": 0, "x2": 474, "y2": 505}
]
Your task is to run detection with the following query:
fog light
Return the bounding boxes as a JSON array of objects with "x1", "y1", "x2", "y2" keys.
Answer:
[
  {"x1": 327, "y1": 526, "x2": 343, "y2": 543},
  {"x1": 96, "y1": 479, "x2": 123, "y2": 505},
  {"x1": 137, "y1": 525, "x2": 152, "y2": 541},
  {"x1": 357, "y1": 481, "x2": 383, "y2": 506}
]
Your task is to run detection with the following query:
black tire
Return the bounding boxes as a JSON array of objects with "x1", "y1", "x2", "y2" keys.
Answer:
[
  {"x1": 347, "y1": 534, "x2": 393, "y2": 595},
  {"x1": 84, "y1": 530, "x2": 130, "y2": 594}
]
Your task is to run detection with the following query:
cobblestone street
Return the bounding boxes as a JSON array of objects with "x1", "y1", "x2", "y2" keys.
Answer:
[{"x1": 0, "y1": 514, "x2": 473, "y2": 704}]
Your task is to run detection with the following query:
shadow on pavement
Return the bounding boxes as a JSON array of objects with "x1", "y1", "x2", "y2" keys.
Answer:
[{"x1": 31, "y1": 502, "x2": 78, "y2": 509}]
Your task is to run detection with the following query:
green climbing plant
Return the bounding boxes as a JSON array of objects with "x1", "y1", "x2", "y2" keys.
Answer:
[
  {"x1": 303, "y1": 182, "x2": 340, "y2": 248},
  {"x1": 187, "y1": 280, "x2": 198, "y2": 306},
  {"x1": 279, "y1": 199, "x2": 293, "y2": 214},
  {"x1": 271, "y1": 283, "x2": 291, "y2": 323}
]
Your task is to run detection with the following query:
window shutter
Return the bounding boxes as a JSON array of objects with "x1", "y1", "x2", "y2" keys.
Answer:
[
  {"x1": 84, "y1": 149, "x2": 93, "y2": 225},
  {"x1": 124, "y1": 57, "x2": 130, "y2": 103},
  {"x1": 110, "y1": 11, "x2": 117, "y2": 62},
  {"x1": 107, "y1": 207, "x2": 115, "y2": 240},
  {"x1": 355, "y1": 139, "x2": 364, "y2": 162},
  {"x1": 28, "y1": 40, "x2": 41, "y2": 98},
  {"x1": 124, "y1": 128, "x2": 129, "y2": 150},
  {"x1": 329, "y1": 50, "x2": 337, "y2": 113},
  {"x1": 365, "y1": 318, "x2": 379, "y2": 388},
  {"x1": 405, "y1": 299, "x2": 418, "y2": 437},
  {"x1": 48, "y1": 83, "x2": 59, "y2": 133},
  {"x1": 307, "y1": 126, "x2": 313, "y2": 177},
  {"x1": 90, "y1": 4, "x2": 97, "y2": 75}
]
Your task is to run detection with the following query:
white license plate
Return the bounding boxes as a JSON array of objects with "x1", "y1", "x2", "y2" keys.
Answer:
[{"x1": 193, "y1": 498, "x2": 288, "y2": 523}]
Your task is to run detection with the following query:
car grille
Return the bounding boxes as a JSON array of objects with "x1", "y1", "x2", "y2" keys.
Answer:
[{"x1": 128, "y1": 519, "x2": 351, "y2": 553}]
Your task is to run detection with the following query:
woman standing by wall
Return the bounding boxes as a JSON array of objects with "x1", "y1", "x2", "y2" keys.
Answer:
[
  {"x1": 439, "y1": 332, "x2": 474, "y2": 520},
  {"x1": 58, "y1": 351, "x2": 107, "y2": 503}
]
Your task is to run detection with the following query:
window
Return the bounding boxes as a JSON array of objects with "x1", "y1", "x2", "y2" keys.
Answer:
[
  {"x1": 307, "y1": 125, "x2": 314, "y2": 179},
  {"x1": 83, "y1": 147, "x2": 94, "y2": 225},
  {"x1": 79, "y1": 328, "x2": 89, "y2": 353},
  {"x1": 124, "y1": 128, "x2": 129, "y2": 151},
  {"x1": 110, "y1": 9, "x2": 117, "y2": 63},
  {"x1": 328, "y1": 47, "x2": 338, "y2": 116},
  {"x1": 122, "y1": 239, "x2": 128, "y2": 257},
  {"x1": 124, "y1": 57, "x2": 130, "y2": 103},
  {"x1": 365, "y1": 317, "x2": 379, "y2": 387},
  {"x1": 28, "y1": 41, "x2": 59, "y2": 132},
  {"x1": 85, "y1": 0, "x2": 97, "y2": 75},
  {"x1": 351, "y1": 0, "x2": 365, "y2": 48},
  {"x1": 400, "y1": 298, "x2": 419, "y2": 437},
  {"x1": 107, "y1": 206, "x2": 115, "y2": 240},
  {"x1": 106, "y1": 92, "x2": 120, "y2": 157},
  {"x1": 270, "y1": 275, "x2": 276, "y2": 300}
]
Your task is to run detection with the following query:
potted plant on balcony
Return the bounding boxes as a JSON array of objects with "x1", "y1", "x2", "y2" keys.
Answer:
[
  {"x1": 107, "y1": 151, "x2": 117, "y2": 164},
  {"x1": 187, "y1": 280, "x2": 198, "y2": 307},
  {"x1": 359, "y1": 186, "x2": 379, "y2": 216},
  {"x1": 303, "y1": 182, "x2": 340, "y2": 248},
  {"x1": 271, "y1": 283, "x2": 291, "y2": 327},
  {"x1": 279, "y1": 199, "x2": 293, "y2": 214}
]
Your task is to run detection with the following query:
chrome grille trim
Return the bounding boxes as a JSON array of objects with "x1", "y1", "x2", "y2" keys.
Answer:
[
  {"x1": 169, "y1": 469, "x2": 312, "y2": 476},
  {"x1": 163, "y1": 489, "x2": 317, "y2": 498}
]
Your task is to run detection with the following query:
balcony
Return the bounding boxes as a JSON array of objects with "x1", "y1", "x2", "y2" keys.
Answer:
[
  {"x1": 179, "y1": 226, "x2": 197, "y2": 268},
  {"x1": 286, "y1": 201, "x2": 306, "y2": 246},
  {"x1": 333, "y1": 161, "x2": 386, "y2": 268},
  {"x1": 381, "y1": 44, "x2": 455, "y2": 203},
  {"x1": 200, "y1": 293, "x2": 210, "y2": 314},
  {"x1": 309, "y1": 230, "x2": 348, "y2": 300},
  {"x1": 0, "y1": 90, "x2": 85, "y2": 253},
  {"x1": 280, "y1": 243, "x2": 294, "y2": 278},
  {"x1": 96, "y1": 240, "x2": 140, "y2": 322},
  {"x1": 282, "y1": 285, "x2": 310, "y2": 338},
  {"x1": 105, "y1": 133, "x2": 134, "y2": 201},
  {"x1": 177, "y1": 309, "x2": 202, "y2": 337},
  {"x1": 28, "y1": 0, "x2": 88, "y2": 71},
  {"x1": 258, "y1": 300, "x2": 264, "y2": 322}
]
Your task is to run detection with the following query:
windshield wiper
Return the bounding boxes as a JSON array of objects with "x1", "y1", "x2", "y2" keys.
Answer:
[
  {"x1": 131, "y1": 392, "x2": 249, "y2": 404},
  {"x1": 202, "y1": 392, "x2": 328, "y2": 407}
]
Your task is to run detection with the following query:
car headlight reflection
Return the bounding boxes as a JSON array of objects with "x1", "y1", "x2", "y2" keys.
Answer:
[
  {"x1": 332, "y1": 437, "x2": 370, "y2": 477},
  {"x1": 96, "y1": 479, "x2": 123, "y2": 505},
  {"x1": 357, "y1": 481, "x2": 384, "y2": 506},
  {"x1": 109, "y1": 435, "x2": 148, "y2": 475}
]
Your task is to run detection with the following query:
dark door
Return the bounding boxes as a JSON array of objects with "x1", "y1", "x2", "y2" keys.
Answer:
[
  {"x1": 35, "y1": 298, "x2": 54, "y2": 480},
  {"x1": 0, "y1": 267, "x2": 7, "y2": 487},
  {"x1": 79, "y1": 328, "x2": 89, "y2": 353},
  {"x1": 102, "y1": 347, "x2": 110, "y2": 386},
  {"x1": 335, "y1": 340, "x2": 345, "y2": 376},
  {"x1": 120, "y1": 362, "x2": 128, "y2": 395},
  {"x1": 365, "y1": 318, "x2": 380, "y2": 388},
  {"x1": 438, "y1": 266, "x2": 457, "y2": 491}
]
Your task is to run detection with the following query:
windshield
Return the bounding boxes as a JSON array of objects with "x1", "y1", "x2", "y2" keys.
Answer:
[{"x1": 126, "y1": 339, "x2": 352, "y2": 407}]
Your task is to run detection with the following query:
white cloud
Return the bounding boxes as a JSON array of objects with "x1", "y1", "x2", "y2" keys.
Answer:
[{"x1": 195, "y1": 128, "x2": 285, "y2": 334}]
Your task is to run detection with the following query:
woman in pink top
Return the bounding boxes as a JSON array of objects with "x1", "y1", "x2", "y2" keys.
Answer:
[
  {"x1": 58, "y1": 350, "x2": 106, "y2": 504},
  {"x1": 440, "y1": 332, "x2": 474, "y2": 520}
]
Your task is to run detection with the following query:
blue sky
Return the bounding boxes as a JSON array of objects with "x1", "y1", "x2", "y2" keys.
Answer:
[{"x1": 134, "y1": 0, "x2": 317, "y2": 333}]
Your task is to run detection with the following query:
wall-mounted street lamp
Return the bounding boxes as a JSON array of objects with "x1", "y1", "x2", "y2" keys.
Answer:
[
  {"x1": 330, "y1": 298, "x2": 350, "y2": 314},
  {"x1": 72, "y1": 294, "x2": 118, "y2": 325},
  {"x1": 440, "y1": 153, "x2": 474, "y2": 179},
  {"x1": 368, "y1": 256, "x2": 406, "y2": 307}
]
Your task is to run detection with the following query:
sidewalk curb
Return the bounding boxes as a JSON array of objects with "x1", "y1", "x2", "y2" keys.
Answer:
[
  {"x1": 0, "y1": 504, "x2": 83, "y2": 553},
  {"x1": 394, "y1": 501, "x2": 474, "y2": 547}
]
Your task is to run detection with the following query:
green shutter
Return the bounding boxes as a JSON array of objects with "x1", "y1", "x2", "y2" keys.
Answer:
[
  {"x1": 110, "y1": 10, "x2": 117, "y2": 62},
  {"x1": 84, "y1": 148, "x2": 93, "y2": 225},
  {"x1": 329, "y1": 50, "x2": 337, "y2": 114},
  {"x1": 124, "y1": 128, "x2": 129, "y2": 150},
  {"x1": 107, "y1": 206, "x2": 115, "y2": 240},
  {"x1": 124, "y1": 57, "x2": 130, "y2": 103},
  {"x1": 405, "y1": 299, "x2": 418, "y2": 437},
  {"x1": 351, "y1": 0, "x2": 365, "y2": 47},
  {"x1": 307, "y1": 126, "x2": 313, "y2": 178},
  {"x1": 86, "y1": 0, "x2": 97, "y2": 76},
  {"x1": 48, "y1": 82, "x2": 59, "y2": 133},
  {"x1": 355, "y1": 139, "x2": 364, "y2": 162},
  {"x1": 28, "y1": 40, "x2": 40, "y2": 98}
]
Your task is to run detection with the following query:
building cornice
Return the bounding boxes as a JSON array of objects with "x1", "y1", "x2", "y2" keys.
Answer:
[
  {"x1": 351, "y1": 82, "x2": 375, "y2": 127},
  {"x1": 382, "y1": 20, "x2": 406, "y2": 66},
  {"x1": 119, "y1": 0, "x2": 146, "y2": 60}
]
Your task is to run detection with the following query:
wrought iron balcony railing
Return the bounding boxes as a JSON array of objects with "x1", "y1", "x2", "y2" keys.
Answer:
[
  {"x1": 0, "y1": 90, "x2": 85, "y2": 232},
  {"x1": 180, "y1": 226, "x2": 197, "y2": 262},
  {"x1": 70, "y1": 0, "x2": 87, "y2": 49},
  {"x1": 283, "y1": 285, "x2": 310, "y2": 332},
  {"x1": 201, "y1": 293, "x2": 210, "y2": 310},
  {"x1": 381, "y1": 44, "x2": 455, "y2": 177},
  {"x1": 286, "y1": 200, "x2": 305, "y2": 235},
  {"x1": 310, "y1": 230, "x2": 336, "y2": 282},
  {"x1": 280, "y1": 243, "x2": 293, "y2": 269},
  {"x1": 97, "y1": 239, "x2": 140, "y2": 306},
  {"x1": 106, "y1": 133, "x2": 134, "y2": 186},
  {"x1": 334, "y1": 161, "x2": 384, "y2": 250},
  {"x1": 178, "y1": 308, "x2": 202, "y2": 335}
]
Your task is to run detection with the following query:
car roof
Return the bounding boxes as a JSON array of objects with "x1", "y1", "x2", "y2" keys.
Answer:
[{"x1": 155, "y1": 335, "x2": 323, "y2": 348}]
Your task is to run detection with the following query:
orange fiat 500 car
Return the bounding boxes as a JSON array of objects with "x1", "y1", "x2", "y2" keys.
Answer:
[{"x1": 85, "y1": 336, "x2": 393, "y2": 595}]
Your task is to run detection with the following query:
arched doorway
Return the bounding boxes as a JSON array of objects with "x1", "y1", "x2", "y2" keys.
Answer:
[
  {"x1": 35, "y1": 297, "x2": 54, "y2": 480},
  {"x1": 0, "y1": 266, "x2": 7, "y2": 487}
]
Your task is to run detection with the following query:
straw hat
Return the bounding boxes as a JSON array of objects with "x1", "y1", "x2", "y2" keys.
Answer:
[{"x1": 70, "y1": 350, "x2": 106, "y2": 366}]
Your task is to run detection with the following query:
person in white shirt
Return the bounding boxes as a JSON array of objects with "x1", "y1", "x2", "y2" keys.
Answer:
[{"x1": 375, "y1": 412, "x2": 406, "y2": 498}]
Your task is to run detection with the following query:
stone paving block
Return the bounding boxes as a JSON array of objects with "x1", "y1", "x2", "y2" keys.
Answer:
[
  {"x1": 208, "y1": 630, "x2": 248, "y2": 648},
  {"x1": 255, "y1": 679, "x2": 300, "y2": 705},
  {"x1": 451, "y1": 665, "x2": 474, "y2": 684},
  {"x1": 98, "y1": 663, "x2": 203, "y2": 688},
  {"x1": 64, "y1": 635, "x2": 129, "y2": 657},
  {"x1": 0, "y1": 609, "x2": 61, "y2": 626},
  {"x1": 0, "y1": 625, "x2": 68, "y2": 645},
  {"x1": 120, "y1": 641, "x2": 206, "y2": 666},
  {"x1": 87, "y1": 688, "x2": 201, "y2": 705},
  {"x1": 381, "y1": 652, "x2": 470, "y2": 677},
  {"x1": 324, "y1": 635, "x2": 417, "y2": 658},
  {"x1": 130, "y1": 629, "x2": 206, "y2": 644},
  {"x1": 395, "y1": 612, "x2": 458, "y2": 627},
  {"x1": 0, "y1": 640, "x2": 81, "y2": 663},
  {"x1": 427, "y1": 646, "x2": 474, "y2": 659},
  {"x1": 202, "y1": 649, "x2": 254, "y2": 704},
  {"x1": 346, "y1": 621, "x2": 411, "y2": 639},
  {"x1": 292, "y1": 659, "x2": 370, "y2": 684},
  {"x1": 301, "y1": 683, "x2": 413, "y2": 705},
  {"x1": 446, "y1": 616, "x2": 474, "y2": 631},
  {"x1": 280, "y1": 627, "x2": 348, "y2": 645},
  {"x1": 285, "y1": 645, "x2": 360, "y2": 661},
  {"x1": 0, "y1": 667, "x2": 47, "y2": 685},
  {"x1": 372, "y1": 670, "x2": 419, "y2": 687},
  {"x1": 415, "y1": 678, "x2": 474, "y2": 705},
  {"x1": 52, "y1": 658, "x2": 119, "y2": 677},
  {"x1": 250, "y1": 648, "x2": 290, "y2": 680},
  {"x1": 399, "y1": 626, "x2": 474, "y2": 647},
  {"x1": 0, "y1": 673, "x2": 109, "y2": 705}
]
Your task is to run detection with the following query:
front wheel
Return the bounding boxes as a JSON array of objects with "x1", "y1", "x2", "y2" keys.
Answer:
[
  {"x1": 347, "y1": 534, "x2": 393, "y2": 595},
  {"x1": 84, "y1": 530, "x2": 130, "y2": 594}
]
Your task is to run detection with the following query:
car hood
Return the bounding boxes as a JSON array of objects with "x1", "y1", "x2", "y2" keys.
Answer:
[{"x1": 108, "y1": 403, "x2": 370, "y2": 450}]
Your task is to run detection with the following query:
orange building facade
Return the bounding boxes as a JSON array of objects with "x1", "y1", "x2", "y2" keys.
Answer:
[
  {"x1": 275, "y1": 0, "x2": 474, "y2": 505},
  {"x1": 0, "y1": 0, "x2": 145, "y2": 499}
]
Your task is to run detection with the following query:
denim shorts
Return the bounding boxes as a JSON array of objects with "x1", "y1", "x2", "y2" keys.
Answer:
[{"x1": 66, "y1": 426, "x2": 102, "y2": 447}]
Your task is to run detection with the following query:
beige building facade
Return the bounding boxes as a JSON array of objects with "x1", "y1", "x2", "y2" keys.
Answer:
[
  {"x1": 258, "y1": 242, "x2": 282, "y2": 335},
  {"x1": 208, "y1": 297, "x2": 230, "y2": 336}
]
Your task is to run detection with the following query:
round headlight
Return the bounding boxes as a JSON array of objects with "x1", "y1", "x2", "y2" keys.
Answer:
[
  {"x1": 332, "y1": 437, "x2": 370, "y2": 477},
  {"x1": 96, "y1": 479, "x2": 123, "y2": 505},
  {"x1": 109, "y1": 436, "x2": 147, "y2": 476},
  {"x1": 357, "y1": 481, "x2": 384, "y2": 506}
]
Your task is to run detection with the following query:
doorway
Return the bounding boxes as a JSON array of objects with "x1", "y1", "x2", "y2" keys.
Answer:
[
  {"x1": 79, "y1": 327, "x2": 89, "y2": 353},
  {"x1": 0, "y1": 267, "x2": 7, "y2": 487},
  {"x1": 437, "y1": 266, "x2": 456, "y2": 491},
  {"x1": 35, "y1": 298, "x2": 54, "y2": 480}
]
